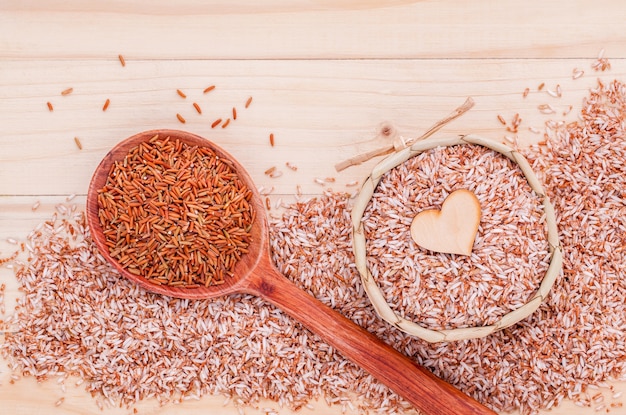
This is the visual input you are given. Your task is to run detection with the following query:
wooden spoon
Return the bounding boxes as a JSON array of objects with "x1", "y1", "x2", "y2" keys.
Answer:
[{"x1": 86, "y1": 129, "x2": 495, "y2": 415}]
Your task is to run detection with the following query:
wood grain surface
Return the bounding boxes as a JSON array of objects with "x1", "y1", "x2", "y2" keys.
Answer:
[{"x1": 2, "y1": 1, "x2": 626, "y2": 414}]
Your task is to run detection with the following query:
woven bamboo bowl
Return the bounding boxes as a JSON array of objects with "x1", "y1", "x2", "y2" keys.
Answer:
[{"x1": 351, "y1": 134, "x2": 563, "y2": 343}]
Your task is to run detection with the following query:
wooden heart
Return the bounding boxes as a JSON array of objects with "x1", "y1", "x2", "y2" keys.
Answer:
[{"x1": 410, "y1": 189, "x2": 481, "y2": 256}]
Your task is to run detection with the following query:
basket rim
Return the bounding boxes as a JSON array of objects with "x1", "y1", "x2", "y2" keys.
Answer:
[{"x1": 350, "y1": 134, "x2": 562, "y2": 343}]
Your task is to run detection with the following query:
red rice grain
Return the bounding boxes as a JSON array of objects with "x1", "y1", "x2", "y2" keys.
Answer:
[
  {"x1": 193, "y1": 102, "x2": 202, "y2": 114},
  {"x1": 176, "y1": 113, "x2": 186, "y2": 123},
  {"x1": 96, "y1": 135, "x2": 254, "y2": 286},
  {"x1": 211, "y1": 118, "x2": 222, "y2": 128},
  {"x1": 102, "y1": 99, "x2": 110, "y2": 112},
  {"x1": 245, "y1": 96, "x2": 253, "y2": 108},
  {"x1": 176, "y1": 89, "x2": 187, "y2": 99},
  {"x1": 118, "y1": 54, "x2": 126, "y2": 67},
  {"x1": 46, "y1": 102, "x2": 53, "y2": 112},
  {"x1": 203, "y1": 85, "x2": 216, "y2": 94}
]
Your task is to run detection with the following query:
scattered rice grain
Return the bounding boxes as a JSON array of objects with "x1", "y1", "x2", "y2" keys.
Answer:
[{"x1": 573, "y1": 69, "x2": 584, "y2": 79}]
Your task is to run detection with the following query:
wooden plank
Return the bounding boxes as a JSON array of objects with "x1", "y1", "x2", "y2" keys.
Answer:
[
  {"x1": 0, "y1": 374, "x2": 350, "y2": 415},
  {"x1": 2, "y1": 58, "x2": 624, "y2": 197},
  {"x1": 0, "y1": 0, "x2": 625, "y2": 59}
]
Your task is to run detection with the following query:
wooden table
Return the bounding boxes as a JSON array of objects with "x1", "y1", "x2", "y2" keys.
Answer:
[{"x1": 1, "y1": 1, "x2": 626, "y2": 414}]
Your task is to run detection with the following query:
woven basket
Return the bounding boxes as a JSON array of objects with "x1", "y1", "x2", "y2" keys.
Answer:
[{"x1": 351, "y1": 134, "x2": 563, "y2": 343}]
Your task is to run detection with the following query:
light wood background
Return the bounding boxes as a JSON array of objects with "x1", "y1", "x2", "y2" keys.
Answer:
[{"x1": 2, "y1": 1, "x2": 626, "y2": 414}]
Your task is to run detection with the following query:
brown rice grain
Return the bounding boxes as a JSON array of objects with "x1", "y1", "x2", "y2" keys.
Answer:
[
  {"x1": 573, "y1": 68, "x2": 584, "y2": 79},
  {"x1": 363, "y1": 144, "x2": 548, "y2": 331},
  {"x1": 538, "y1": 104, "x2": 556, "y2": 114}
]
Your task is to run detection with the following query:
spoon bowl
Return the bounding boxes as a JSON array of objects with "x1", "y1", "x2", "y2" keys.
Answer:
[{"x1": 86, "y1": 129, "x2": 495, "y2": 415}]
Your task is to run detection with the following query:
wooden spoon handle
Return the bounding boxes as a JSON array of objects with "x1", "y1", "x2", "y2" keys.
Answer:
[{"x1": 247, "y1": 258, "x2": 496, "y2": 415}]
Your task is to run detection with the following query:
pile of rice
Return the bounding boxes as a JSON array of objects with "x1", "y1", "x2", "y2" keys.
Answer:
[{"x1": 2, "y1": 78, "x2": 626, "y2": 415}]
